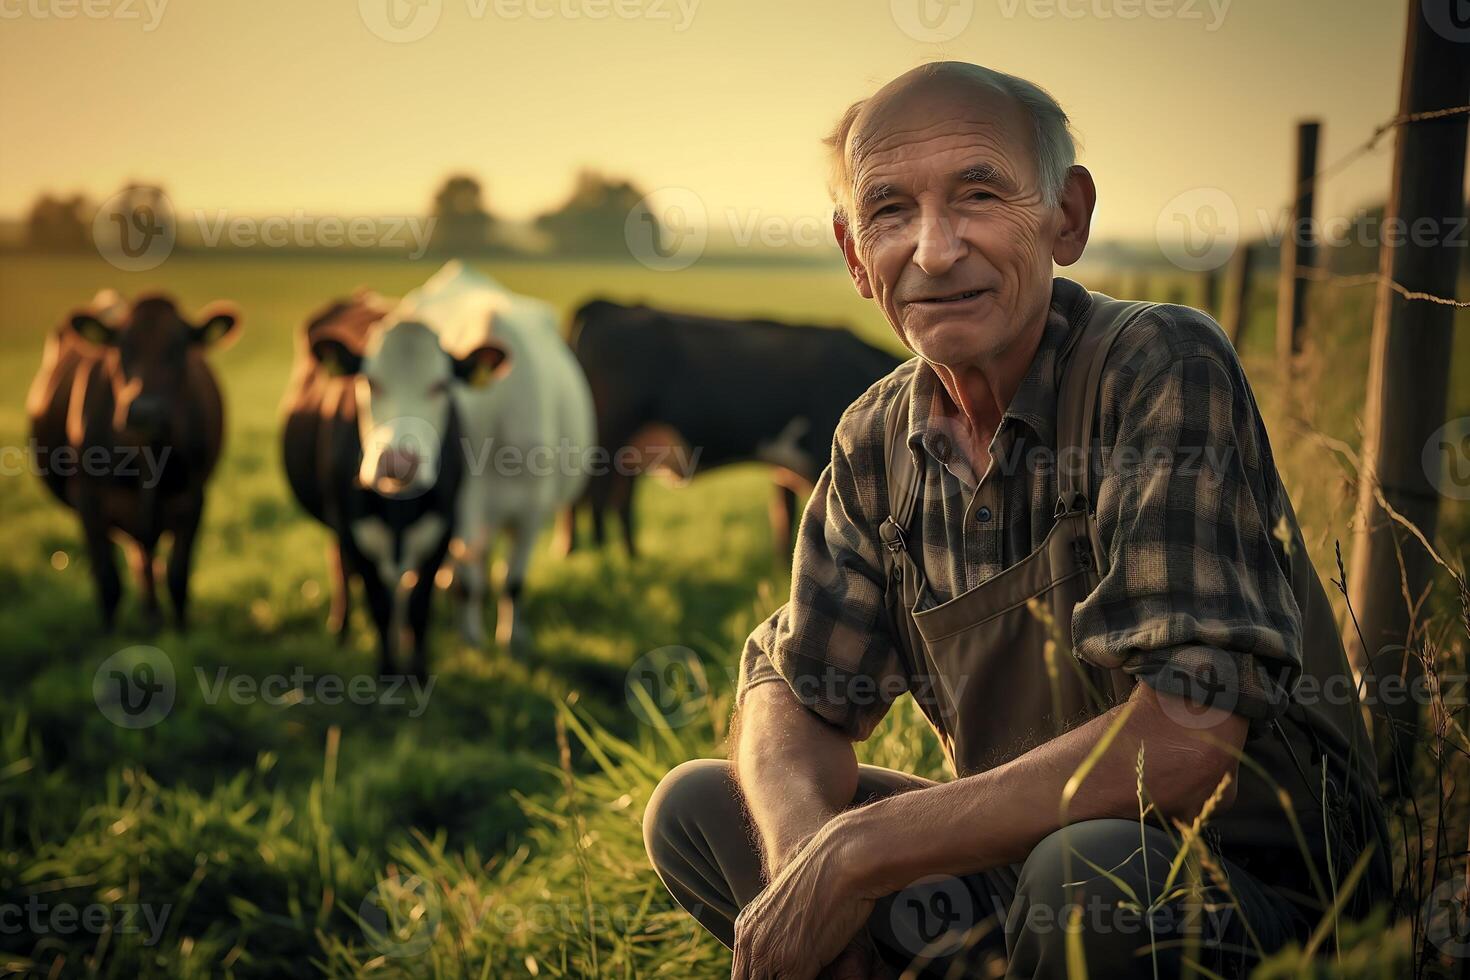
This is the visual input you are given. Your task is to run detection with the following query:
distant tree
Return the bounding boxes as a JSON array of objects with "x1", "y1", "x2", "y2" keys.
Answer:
[
  {"x1": 428, "y1": 175, "x2": 495, "y2": 255},
  {"x1": 95, "y1": 183, "x2": 174, "y2": 254},
  {"x1": 535, "y1": 170, "x2": 657, "y2": 256},
  {"x1": 25, "y1": 193, "x2": 91, "y2": 250}
]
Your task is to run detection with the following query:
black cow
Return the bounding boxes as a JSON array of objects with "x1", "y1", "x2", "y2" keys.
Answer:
[
  {"x1": 566, "y1": 299, "x2": 901, "y2": 556},
  {"x1": 26, "y1": 290, "x2": 241, "y2": 630}
]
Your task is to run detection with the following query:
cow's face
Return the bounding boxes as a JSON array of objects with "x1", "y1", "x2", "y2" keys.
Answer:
[
  {"x1": 313, "y1": 319, "x2": 509, "y2": 499},
  {"x1": 68, "y1": 295, "x2": 239, "y2": 442}
]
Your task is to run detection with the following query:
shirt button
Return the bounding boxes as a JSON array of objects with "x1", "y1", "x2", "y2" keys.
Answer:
[
  {"x1": 976, "y1": 506, "x2": 992, "y2": 523},
  {"x1": 933, "y1": 435, "x2": 951, "y2": 462}
]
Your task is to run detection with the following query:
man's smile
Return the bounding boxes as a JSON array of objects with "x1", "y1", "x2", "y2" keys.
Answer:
[{"x1": 908, "y1": 287, "x2": 992, "y2": 308}]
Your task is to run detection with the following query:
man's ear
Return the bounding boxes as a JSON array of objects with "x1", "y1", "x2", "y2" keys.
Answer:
[
  {"x1": 453, "y1": 342, "x2": 511, "y2": 387},
  {"x1": 311, "y1": 337, "x2": 364, "y2": 377},
  {"x1": 1051, "y1": 165, "x2": 1096, "y2": 267},
  {"x1": 832, "y1": 215, "x2": 874, "y2": 300},
  {"x1": 67, "y1": 313, "x2": 119, "y2": 349},
  {"x1": 192, "y1": 303, "x2": 242, "y2": 349}
]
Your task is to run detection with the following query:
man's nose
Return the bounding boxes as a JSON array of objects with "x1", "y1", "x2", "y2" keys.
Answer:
[{"x1": 912, "y1": 208, "x2": 966, "y2": 277}]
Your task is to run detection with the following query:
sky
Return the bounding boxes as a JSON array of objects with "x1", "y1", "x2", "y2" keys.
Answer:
[{"x1": 0, "y1": 0, "x2": 1418, "y2": 242}]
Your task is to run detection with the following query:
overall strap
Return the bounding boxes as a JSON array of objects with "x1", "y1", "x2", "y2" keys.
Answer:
[
  {"x1": 1054, "y1": 294, "x2": 1155, "y2": 571},
  {"x1": 878, "y1": 373, "x2": 923, "y2": 572}
]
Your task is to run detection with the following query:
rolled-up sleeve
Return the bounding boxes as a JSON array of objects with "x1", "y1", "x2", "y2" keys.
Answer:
[
  {"x1": 1072, "y1": 351, "x2": 1299, "y2": 739},
  {"x1": 736, "y1": 399, "x2": 910, "y2": 741}
]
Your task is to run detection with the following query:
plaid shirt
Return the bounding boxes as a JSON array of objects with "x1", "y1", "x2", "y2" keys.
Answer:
[{"x1": 738, "y1": 277, "x2": 1300, "y2": 742}]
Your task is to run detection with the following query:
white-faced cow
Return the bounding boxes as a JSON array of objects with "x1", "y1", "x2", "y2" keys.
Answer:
[
  {"x1": 282, "y1": 287, "x2": 499, "y2": 678},
  {"x1": 282, "y1": 263, "x2": 593, "y2": 669},
  {"x1": 566, "y1": 299, "x2": 901, "y2": 556},
  {"x1": 26, "y1": 290, "x2": 241, "y2": 630}
]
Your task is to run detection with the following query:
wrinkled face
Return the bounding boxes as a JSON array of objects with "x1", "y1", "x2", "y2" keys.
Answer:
[
  {"x1": 69, "y1": 296, "x2": 238, "y2": 441},
  {"x1": 844, "y1": 80, "x2": 1065, "y2": 367}
]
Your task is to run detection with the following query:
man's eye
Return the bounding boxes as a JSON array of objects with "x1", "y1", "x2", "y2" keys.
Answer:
[
  {"x1": 872, "y1": 203, "x2": 902, "y2": 219},
  {"x1": 967, "y1": 190, "x2": 996, "y2": 202}
]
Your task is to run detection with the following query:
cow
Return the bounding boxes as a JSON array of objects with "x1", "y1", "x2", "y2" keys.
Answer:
[
  {"x1": 566, "y1": 300, "x2": 902, "y2": 557},
  {"x1": 398, "y1": 262, "x2": 595, "y2": 653},
  {"x1": 282, "y1": 262, "x2": 594, "y2": 669},
  {"x1": 26, "y1": 290, "x2": 241, "y2": 631}
]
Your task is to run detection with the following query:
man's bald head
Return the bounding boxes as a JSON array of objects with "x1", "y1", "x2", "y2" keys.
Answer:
[{"x1": 824, "y1": 62, "x2": 1076, "y2": 223}]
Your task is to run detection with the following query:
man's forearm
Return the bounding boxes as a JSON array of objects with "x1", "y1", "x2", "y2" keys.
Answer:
[
  {"x1": 733, "y1": 680, "x2": 860, "y2": 877},
  {"x1": 832, "y1": 684, "x2": 1245, "y2": 898}
]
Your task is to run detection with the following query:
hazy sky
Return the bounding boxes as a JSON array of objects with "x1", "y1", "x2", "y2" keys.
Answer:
[{"x1": 0, "y1": 0, "x2": 1416, "y2": 240}]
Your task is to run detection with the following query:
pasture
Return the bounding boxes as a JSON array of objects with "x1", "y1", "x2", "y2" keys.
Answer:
[{"x1": 1, "y1": 250, "x2": 1467, "y2": 978}]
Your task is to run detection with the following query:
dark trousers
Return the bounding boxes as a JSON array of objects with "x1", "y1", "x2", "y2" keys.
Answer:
[{"x1": 643, "y1": 759, "x2": 1313, "y2": 978}]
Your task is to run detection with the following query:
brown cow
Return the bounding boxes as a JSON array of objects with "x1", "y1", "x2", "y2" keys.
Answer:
[
  {"x1": 279, "y1": 290, "x2": 387, "y2": 646},
  {"x1": 26, "y1": 290, "x2": 241, "y2": 630}
]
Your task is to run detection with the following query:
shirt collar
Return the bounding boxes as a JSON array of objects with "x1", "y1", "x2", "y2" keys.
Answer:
[{"x1": 907, "y1": 277, "x2": 1094, "y2": 466}]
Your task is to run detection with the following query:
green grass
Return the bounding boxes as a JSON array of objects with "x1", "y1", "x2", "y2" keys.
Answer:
[{"x1": 0, "y1": 252, "x2": 1465, "y2": 978}]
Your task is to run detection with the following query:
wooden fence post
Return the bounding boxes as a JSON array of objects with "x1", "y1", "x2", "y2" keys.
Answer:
[
  {"x1": 1275, "y1": 120, "x2": 1320, "y2": 372},
  {"x1": 1219, "y1": 243, "x2": 1252, "y2": 347},
  {"x1": 1346, "y1": 0, "x2": 1470, "y2": 796}
]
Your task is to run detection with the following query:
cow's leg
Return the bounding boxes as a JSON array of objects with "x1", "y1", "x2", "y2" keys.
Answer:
[
  {"x1": 554, "y1": 503, "x2": 578, "y2": 556},
  {"x1": 497, "y1": 517, "x2": 538, "y2": 654},
  {"x1": 615, "y1": 475, "x2": 638, "y2": 559},
  {"x1": 326, "y1": 540, "x2": 352, "y2": 644},
  {"x1": 406, "y1": 551, "x2": 441, "y2": 683},
  {"x1": 79, "y1": 498, "x2": 122, "y2": 631},
  {"x1": 128, "y1": 539, "x2": 161, "y2": 632},
  {"x1": 165, "y1": 493, "x2": 204, "y2": 631},
  {"x1": 588, "y1": 474, "x2": 609, "y2": 549},
  {"x1": 356, "y1": 563, "x2": 396, "y2": 676},
  {"x1": 452, "y1": 516, "x2": 494, "y2": 650}
]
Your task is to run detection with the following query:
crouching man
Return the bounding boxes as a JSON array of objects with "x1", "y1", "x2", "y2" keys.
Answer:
[{"x1": 644, "y1": 62, "x2": 1392, "y2": 979}]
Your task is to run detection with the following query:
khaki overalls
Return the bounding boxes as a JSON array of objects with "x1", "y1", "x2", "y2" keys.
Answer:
[
  {"x1": 643, "y1": 291, "x2": 1395, "y2": 977},
  {"x1": 875, "y1": 291, "x2": 1392, "y2": 911}
]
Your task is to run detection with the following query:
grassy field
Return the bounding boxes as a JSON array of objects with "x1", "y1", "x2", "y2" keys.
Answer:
[{"x1": 0, "y1": 251, "x2": 1466, "y2": 978}]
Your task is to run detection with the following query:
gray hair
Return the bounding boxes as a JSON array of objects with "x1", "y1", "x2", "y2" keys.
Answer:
[{"x1": 824, "y1": 63, "x2": 1078, "y2": 222}]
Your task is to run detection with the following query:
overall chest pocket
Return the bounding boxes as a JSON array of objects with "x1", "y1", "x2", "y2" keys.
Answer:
[{"x1": 901, "y1": 511, "x2": 1125, "y2": 776}]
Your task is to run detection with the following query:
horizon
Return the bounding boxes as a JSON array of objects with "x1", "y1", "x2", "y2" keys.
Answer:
[{"x1": 0, "y1": 0, "x2": 1425, "y2": 245}]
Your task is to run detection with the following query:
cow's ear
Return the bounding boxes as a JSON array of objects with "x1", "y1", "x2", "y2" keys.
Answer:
[
  {"x1": 453, "y1": 343, "x2": 510, "y2": 387},
  {"x1": 312, "y1": 338, "x2": 363, "y2": 377},
  {"x1": 68, "y1": 314, "x2": 118, "y2": 348},
  {"x1": 193, "y1": 304, "x2": 241, "y2": 349}
]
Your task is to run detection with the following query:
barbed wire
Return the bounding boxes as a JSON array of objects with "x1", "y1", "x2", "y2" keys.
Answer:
[
  {"x1": 1268, "y1": 103, "x2": 1470, "y2": 310},
  {"x1": 1291, "y1": 266, "x2": 1470, "y2": 309}
]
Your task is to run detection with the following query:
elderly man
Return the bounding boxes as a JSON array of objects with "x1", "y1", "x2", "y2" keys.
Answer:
[{"x1": 643, "y1": 62, "x2": 1391, "y2": 979}]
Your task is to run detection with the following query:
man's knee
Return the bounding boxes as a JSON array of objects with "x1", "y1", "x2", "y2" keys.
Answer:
[
  {"x1": 1010, "y1": 819, "x2": 1177, "y2": 975},
  {"x1": 642, "y1": 758, "x2": 739, "y2": 873}
]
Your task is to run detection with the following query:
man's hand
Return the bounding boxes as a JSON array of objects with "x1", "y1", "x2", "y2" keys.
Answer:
[{"x1": 731, "y1": 828, "x2": 875, "y2": 980}]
